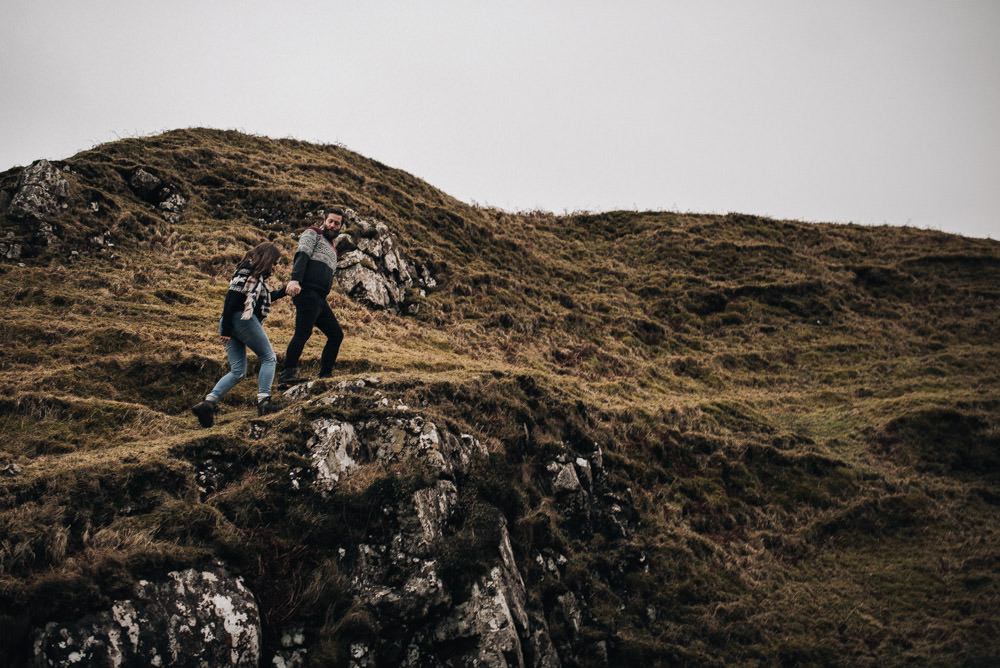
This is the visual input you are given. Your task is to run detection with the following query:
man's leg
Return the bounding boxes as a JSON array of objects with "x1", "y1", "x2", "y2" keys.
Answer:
[
  {"x1": 281, "y1": 290, "x2": 321, "y2": 383},
  {"x1": 315, "y1": 301, "x2": 344, "y2": 377}
]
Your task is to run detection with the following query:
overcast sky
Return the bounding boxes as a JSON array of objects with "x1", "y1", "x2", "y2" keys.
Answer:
[{"x1": 3, "y1": 1, "x2": 998, "y2": 239}]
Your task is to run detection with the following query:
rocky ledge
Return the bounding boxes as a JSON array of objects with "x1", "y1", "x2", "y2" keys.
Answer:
[{"x1": 32, "y1": 377, "x2": 630, "y2": 667}]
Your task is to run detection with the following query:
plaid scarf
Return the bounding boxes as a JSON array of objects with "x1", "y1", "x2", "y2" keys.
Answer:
[{"x1": 229, "y1": 265, "x2": 271, "y2": 321}]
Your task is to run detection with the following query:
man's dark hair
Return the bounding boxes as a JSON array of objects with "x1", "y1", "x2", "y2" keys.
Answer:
[{"x1": 321, "y1": 205, "x2": 347, "y2": 218}]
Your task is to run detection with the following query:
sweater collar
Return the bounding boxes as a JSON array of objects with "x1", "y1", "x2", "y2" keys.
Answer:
[{"x1": 308, "y1": 226, "x2": 335, "y2": 247}]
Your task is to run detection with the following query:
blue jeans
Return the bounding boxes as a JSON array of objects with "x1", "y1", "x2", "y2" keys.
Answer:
[{"x1": 208, "y1": 314, "x2": 276, "y2": 401}]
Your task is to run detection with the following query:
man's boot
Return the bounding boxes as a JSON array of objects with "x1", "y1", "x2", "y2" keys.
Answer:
[{"x1": 277, "y1": 367, "x2": 307, "y2": 390}]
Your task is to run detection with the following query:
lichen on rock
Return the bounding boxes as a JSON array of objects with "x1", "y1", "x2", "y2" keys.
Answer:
[{"x1": 32, "y1": 567, "x2": 260, "y2": 668}]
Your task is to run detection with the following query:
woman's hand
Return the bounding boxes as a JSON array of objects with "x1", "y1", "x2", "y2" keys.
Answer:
[
  {"x1": 285, "y1": 280, "x2": 302, "y2": 297},
  {"x1": 221, "y1": 336, "x2": 231, "y2": 345}
]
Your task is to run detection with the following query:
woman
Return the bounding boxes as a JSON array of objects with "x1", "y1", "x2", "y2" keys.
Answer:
[{"x1": 192, "y1": 241, "x2": 290, "y2": 427}]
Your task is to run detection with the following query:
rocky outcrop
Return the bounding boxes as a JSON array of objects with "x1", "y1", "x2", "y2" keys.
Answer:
[
  {"x1": 289, "y1": 378, "x2": 561, "y2": 667},
  {"x1": 127, "y1": 167, "x2": 188, "y2": 223},
  {"x1": 303, "y1": 387, "x2": 485, "y2": 491},
  {"x1": 543, "y1": 443, "x2": 632, "y2": 543},
  {"x1": 32, "y1": 567, "x2": 260, "y2": 667},
  {"x1": 1, "y1": 162, "x2": 186, "y2": 261},
  {"x1": 25, "y1": 377, "x2": 630, "y2": 667},
  {"x1": 7, "y1": 160, "x2": 68, "y2": 223},
  {"x1": 277, "y1": 377, "x2": 637, "y2": 666},
  {"x1": 5, "y1": 160, "x2": 68, "y2": 249},
  {"x1": 333, "y1": 213, "x2": 436, "y2": 315},
  {"x1": 345, "y1": 499, "x2": 552, "y2": 668}
]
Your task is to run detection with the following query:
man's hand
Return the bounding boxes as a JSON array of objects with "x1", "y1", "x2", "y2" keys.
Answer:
[{"x1": 286, "y1": 280, "x2": 302, "y2": 297}]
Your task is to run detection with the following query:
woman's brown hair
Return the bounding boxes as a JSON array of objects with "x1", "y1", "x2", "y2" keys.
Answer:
[{"x1": 240, "y1": 242, "x2": 281, "y2": 278}]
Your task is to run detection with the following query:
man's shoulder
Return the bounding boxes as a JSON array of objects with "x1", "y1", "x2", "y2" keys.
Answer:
[
  {"x1": 296, "y1": 227, "x2": 321, "y2": 249},
  {"x1": 300, "y1": 226, "x2": 336, "y2": 250}
]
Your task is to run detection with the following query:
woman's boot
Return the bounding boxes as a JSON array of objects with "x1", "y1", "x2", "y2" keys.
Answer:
[{"x1": 192, "y1": 398, "x2": 218, "y2": 427}]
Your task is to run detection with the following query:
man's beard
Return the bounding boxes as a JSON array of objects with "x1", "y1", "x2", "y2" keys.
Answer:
[{"x1": 322, "y1": 226, "x2": 338, "y2": 241}]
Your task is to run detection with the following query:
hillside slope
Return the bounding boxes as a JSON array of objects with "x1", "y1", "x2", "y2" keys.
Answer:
[{"x1": 1, "y1": 128, "x2": 999, "y2": 666}]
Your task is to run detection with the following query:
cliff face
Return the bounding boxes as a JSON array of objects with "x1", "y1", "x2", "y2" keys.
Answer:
[{"x1": 1, "y1": 129, "x2": 999, "y2": 666}]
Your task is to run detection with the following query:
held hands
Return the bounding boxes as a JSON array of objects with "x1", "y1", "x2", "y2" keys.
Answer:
[{"x1": 285, "y1": 280, "x2": 302, "y2": 297}]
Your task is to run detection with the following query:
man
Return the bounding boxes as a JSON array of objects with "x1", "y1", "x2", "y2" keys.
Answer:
[{"x1": 278, "y1": 207, "x2": 346, "y2": 387}]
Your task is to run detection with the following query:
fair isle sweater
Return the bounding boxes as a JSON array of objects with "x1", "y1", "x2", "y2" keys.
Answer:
[{"x1": 290, "y1": 226, "x2": 338, "y2": 296}]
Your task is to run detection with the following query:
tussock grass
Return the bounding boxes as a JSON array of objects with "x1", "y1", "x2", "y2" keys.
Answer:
[{"x1": 1, "y1": 128, "x2": 998, "y2": 665}]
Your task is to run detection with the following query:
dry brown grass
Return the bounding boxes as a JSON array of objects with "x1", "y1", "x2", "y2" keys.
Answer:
[{"x1": 0, "y1": 128, "x2": 998, "y2": 665}]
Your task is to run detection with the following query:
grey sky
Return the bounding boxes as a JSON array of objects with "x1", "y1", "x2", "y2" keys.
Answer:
[{"x1": 2, "y1": 1, "x2": 998, "y2": 239}]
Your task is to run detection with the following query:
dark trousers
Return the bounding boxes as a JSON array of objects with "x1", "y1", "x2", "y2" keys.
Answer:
[{"x1": 285, "y1": 288, "x2": 343, "y2": 375}]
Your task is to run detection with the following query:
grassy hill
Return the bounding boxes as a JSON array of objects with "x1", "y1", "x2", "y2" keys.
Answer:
[{"x1": 1, "y1": 128, "x2": 998, "y2": 665}]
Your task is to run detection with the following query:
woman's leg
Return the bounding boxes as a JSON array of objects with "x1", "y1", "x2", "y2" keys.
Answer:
[
  {"x1": 208, "y1": 336, "x2": 248, "y2": 401},
  {"x1": 233, "y1": 316, "x2": 277, "y2": 398}
]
